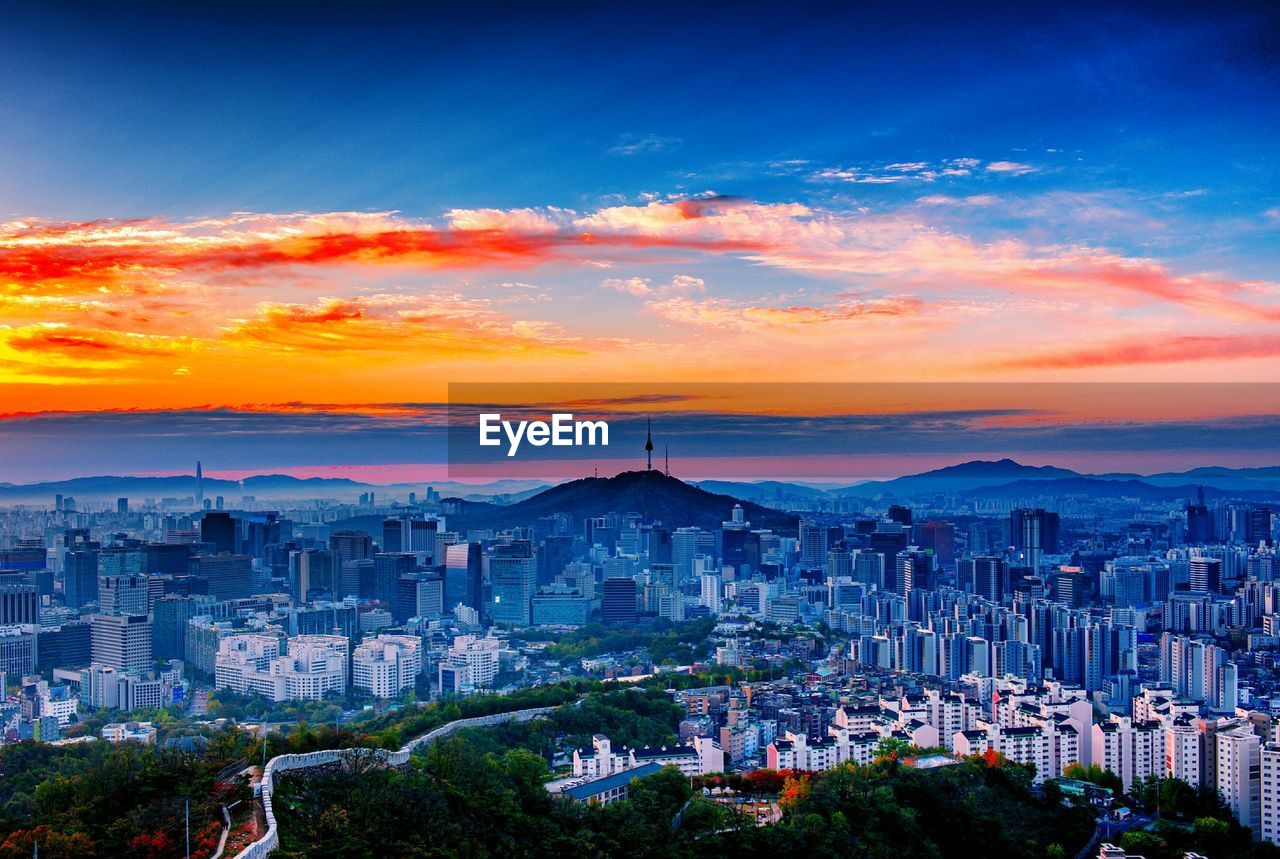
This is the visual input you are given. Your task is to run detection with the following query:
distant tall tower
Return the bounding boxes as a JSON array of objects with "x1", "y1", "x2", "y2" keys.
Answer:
[
  {"x1": 645, "y1": 419, "x2": 654, "y2": 471},
  {"x1": 195, "y1": 461, "x2": 204, "y2": 510},
  {"x1": 664, "y1": 446, "x2": 669, "y2": 476}
]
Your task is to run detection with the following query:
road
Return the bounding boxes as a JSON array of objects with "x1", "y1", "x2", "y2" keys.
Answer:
[{"x1": 1075, "y1": 811, "x2": 1155, "y2": 859}]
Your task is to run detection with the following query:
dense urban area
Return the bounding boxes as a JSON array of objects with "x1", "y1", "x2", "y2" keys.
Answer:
[{"x1": 1, "y1": 455, "x2": 1280, "y2": 859}]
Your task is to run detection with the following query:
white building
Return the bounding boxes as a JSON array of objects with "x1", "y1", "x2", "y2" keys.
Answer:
[
  {"x1": 352, "y1": 634, "x2": 422, "y2": 698},
  {"x1": 214, "y1": 632, "x2": 347, "y2": 702},
  {"x1": 1260, "y1": 744, "x2": 1280, "y2": 845},
  {"x1": 1165, "y1": 722, "x2": 1203, "y2": 788},
  {"x1": 572, "y1": 733, "x2": 724, "y2": 779},
  {"x1": 438, "y1": 634, "x2": 500, "y2": 693},
  {"x1": 1217, "y1": 724, "x2": 1262, "y2": 838},
  {"x1": 1091, "y1": 717, "x2": 1162, "y2": 791},
  {"x1": 102, "y1": 721, "x2": 157, "y2": 743}
]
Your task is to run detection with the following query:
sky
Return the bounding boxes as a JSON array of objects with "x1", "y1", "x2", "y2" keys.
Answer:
[{"x1": 1, "y1": 1, "x2": 1278, "y2": 481}]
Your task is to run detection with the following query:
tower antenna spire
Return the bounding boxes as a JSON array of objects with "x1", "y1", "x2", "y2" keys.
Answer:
[
  {"x1": 645, "y1": 418, "x2": 654, "y2": 471},
  {"x1": 665, "y1": 446, "x2": 669, "y2": 476}
]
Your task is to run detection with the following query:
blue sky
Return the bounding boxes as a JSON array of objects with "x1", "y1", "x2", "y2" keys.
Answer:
[{"x1": 4, "y1": 1, "x2": 1277, "y2": 231}]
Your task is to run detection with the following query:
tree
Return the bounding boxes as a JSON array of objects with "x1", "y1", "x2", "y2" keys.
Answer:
[
  {"x1": 0, "y1": 826, "x2": 97, "y2": 859},
  {"x1": 875, "y1": 736, "x2": 913, "y2": 760},
  {"x1": 1119, "y1": 830, "x2": 1165, "y2": 856}
]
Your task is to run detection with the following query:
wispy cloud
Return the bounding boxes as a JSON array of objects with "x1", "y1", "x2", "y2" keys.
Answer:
[
  {"x1": 646, "y1": 294, "x2": 926, "y2": 332},
  {"x1": 811, "y1": 157, "x2": 1023, "y2": 184},
  {"x1": 224, "y1": 294, "x2": 583, "y2": 357},
  {"x1": 608, "y1": 133, "x2": 682, "y2": 155},
  {"x1": 600, "y1": 273, "x2": 706, "y2": 297},
  {"x1": 985, "y1": 160, "x2": 1038, "y2": 176}
]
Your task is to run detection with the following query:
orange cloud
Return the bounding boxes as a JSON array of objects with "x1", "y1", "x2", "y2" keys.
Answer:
[
  {"x1": 0, "y1": 209, "x2": 760, "y2": 297},
  {"x1": 0, "y1": 198, "x2": 1276, "y2": 403},
  {"x1": 986, "y1": 333, "x2": 1280, "y2": 370},
  {"x1": 7, "y1": 327, "x2": 188, "y2": 359},
  {"x1": 224, "y1": 294, "x2": 584, "y2": 358},
  {"x1": 646, "y1": 295, "x2": 927, "y2": 331}
]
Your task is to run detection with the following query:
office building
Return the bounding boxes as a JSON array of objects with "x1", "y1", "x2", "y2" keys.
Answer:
[
  {"x1": 90, "y1": 613, "x2": 152, "y2": 672},
  {"x1": 489, "y1": 540, "x2": 536, "y2": 627}
]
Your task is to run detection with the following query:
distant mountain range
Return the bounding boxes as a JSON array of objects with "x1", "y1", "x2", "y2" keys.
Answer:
[
  {"x1": 4, "y1": 459, "x2": 1280, "y2": 509},
  {"x1": 0, "y1": 474, "x2": 548, "y2": 504},
  {"x1": 696, "y1": 459, "x2": 1280, "y2": 504},
  {"x1": 838, "y1": 459, "x2": 1280, "y2": 500}
]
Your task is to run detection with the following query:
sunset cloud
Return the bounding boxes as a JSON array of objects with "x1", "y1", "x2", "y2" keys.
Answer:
[
  {"x1": 646, "y1": 294, "x2": 926, "y2": 332},
  {"x1": 0, "y1": 196, "x2": 1276, "y2": 399},
  {"x1": 986, "y1": 332, "x2": 1280, "y2": 370},
  {"x1": 224, "y1": 293, "x2": 583, "y2": 358}
]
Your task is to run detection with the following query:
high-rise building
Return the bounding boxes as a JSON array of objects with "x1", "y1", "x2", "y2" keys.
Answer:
[
  {"x1": 0, "y1": 624, "x2": 38, "y2": 677},
  {"x1": 36, "y1": 621, "x2": 92, "y2": 671},
  {"x1": 290, "y1": 548, "x2": 335, "y2": 602},
  {"x1": 90, "y1": 613, "x2": 153, "y2": 672},
  {"x1": 1189, "y1": 556, "x2": 1224, "y2": 594},
  {"x1": 489, "y1": 540, "x2": 536, "y2": 627},
  {"x1": 191, "y1": 554, "x2": 253, "y2": 601},
  {"x1": 352, "y1": 634, "x2": 422, "y2": 698},
  {"x1": 444, "y1": 541, "x2": 483, "y2": 613},
  {"x1": 98, "y1": 574, "x2": 149, "y2": 617},
  {"x1": 329, "y1": 530, "x2": 374, "y2": 597},
  {"x1": 538, "y1": 534, "x2": 575, "y2": 587},
  {"x1": 395, "y1": 573, "x2": 443, "y2": 622},
  {"x1": 200, "y1": 511, "x2": 236, "y2": 555},
  {"x1": 152, "y1": 595, "x2": 201, "y2": 662},
  {"x1": 966, "y1": 556, "x2": 1006, "y2": 602},
  {"x1": 799, "y1": 520, "x2": 829, "y2": 567},
  {"x1": 1187, "y1": 490, "x2": 1215, "y2": 543},
  {"x1": 1011, "y1": 508, "x2": 1060, "y2": 571},
  {"x1": 438, "y1": 634, "x2": 499, "y2": 693},
  {"x1": 700, "y1": 572, "x2": 722, "y2": 615},
  {"x1": 602, "y1": 576, "x2": 638, "y2": 625},
  {"x1": 1217, "y1": 725, "x2": 1261, "y2": 837},
  {"x1": 373, "y1": 553, "x2": 415, "y2": 606},
  {"x1": 0, "y1": 576, "x2": 39, "y2": 625},
  {"x1": 382, "y1": 516, "x2": 440, "y2": 558},
  {"x1": 531, "y1": 584, "x2": 592, "y2": 626},
  {"x1": 895, "y1": 549, "x2": 935, "y2": 597},
  {"x1": 64, "y1": 548, "x2": 99, "y2": 610},
  {"x1": 1260, "y1": 744, "x2": 1280, "y2": 845},
  {"x1": 918, "y1": 521, "x2": 956, "y2": 566}
]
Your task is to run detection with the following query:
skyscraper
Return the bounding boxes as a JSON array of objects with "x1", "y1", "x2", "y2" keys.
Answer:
[
  {"x1": 1011, "y1": 508, "x2": 1061, "y2": 572},
  {"x1": 91, "y1": 613, "x2": 153, "y2": 672},
  {"x1": 200, "y1": 511, "x2": 236, "y2": 555},
  {"x1": 330, "y1": 530, "x2": 374, "y2": 597},
  {"x1": 0, "y1": 576, "x2": 39, "y2": 626},
  {"x1": 489, "y1": 540, "x2": 537, "y2": 627},
  {"x1": 602, "y1": 576, "x2": 639, "y2": 625},
  {"x1": 98, "y1": 574, "x2": 149, "y2": 616},
  {"x1": 191, "y1": 553, "x2": 253, "y2": 601},
  {"x1": 64, "y1": 549, "x2": 99, "y2": 610},
  {"x1": 1189, "y1": 556, "x2": 1223, "y2": 594},
  {"x1": 966, "y1": 556, "x2": 1006, "y2": 602},
  {"x1": 373, "y1": 553, "x2": 415, "y2": 606},
  {"x1": 444, "y1": 541, "x2": 483, "y2": 613}
]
